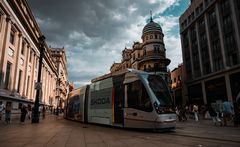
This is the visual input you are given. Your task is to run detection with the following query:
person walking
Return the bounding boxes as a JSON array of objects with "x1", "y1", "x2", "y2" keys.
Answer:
[
  {"x1": 27, "y1": 104, "x2": 32, "y2": 120},
  {"x1": 223, "y1": 100, "x2": 234, "y2": 126},
  {"x1": 42, "y1": 106, "x2": 46, "y2": 119},
  {"x1": 0, "y1": 101, "x2": 5, "y2": 121},
  {"x1": 20, "y1": 105, "x2": 28, "y2": 124},
  {"x1": 208, "y1": 104, "x2": 222, "y2": 126},
  {"x1": 193, "y1": 104, "x2": 199, "y2": 121},
  {"x1": 5, "y1": 103, "x2": 11, "y2": 124}
]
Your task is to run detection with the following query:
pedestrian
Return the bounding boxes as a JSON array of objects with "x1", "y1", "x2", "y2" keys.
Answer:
[
  {"x1": 27, "y1": 104, "x2": 32, "y2": 119},
  {"x1": 207, "y1": 104, "x2": 222, "y2": 126},
  {"x1": 193, "y1": 104, "x2": 199, "y2": 121},
  {"x1": 184, "y1": 105, "x2": 189, "y2": 120},
  {"x1": 5, "y1": 103, "x2": 11, "y2": 124},
  {"x1": 175, "y1": 107, "x2": 182, "y2": 121},
  {"x1": 0, "y1": 101, "x2": 5, "y2": 121},
  {"x1": 181, "y1": 106, "x2": 188, "y2": 121},
  {"x1": 222, "y1": 100, "x2": 234, "y2": 126},
  {"x1": 20, "y1": 105, "x2": 27, "y2": 124},
  {"x1": 42, "y1": 106, "x2": 46, "y2": 119}
]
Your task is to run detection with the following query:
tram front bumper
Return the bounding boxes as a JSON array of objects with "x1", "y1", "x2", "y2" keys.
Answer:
[{"x1": 155, "y1": 114, "x2": 177, "y2": 129}]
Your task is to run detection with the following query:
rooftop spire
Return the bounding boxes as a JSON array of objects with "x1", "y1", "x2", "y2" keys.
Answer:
[{"x1": 150, "y1": 10, "x2": 153, "y2": 22}]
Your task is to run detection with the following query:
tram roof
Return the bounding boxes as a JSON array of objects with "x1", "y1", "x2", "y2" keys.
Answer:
[{"x1": 91, "y1": 68, "x2": 146, "y2": 83}]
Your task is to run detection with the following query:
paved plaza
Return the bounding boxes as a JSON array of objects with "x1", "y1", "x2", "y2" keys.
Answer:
[{"x1": 0, "y1": 114, "x2": 240, "y2": 147}]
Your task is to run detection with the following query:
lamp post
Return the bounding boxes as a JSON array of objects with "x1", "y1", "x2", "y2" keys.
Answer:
[{"x1": 32, "y1": 35, "x2": 45, "y2": 123}]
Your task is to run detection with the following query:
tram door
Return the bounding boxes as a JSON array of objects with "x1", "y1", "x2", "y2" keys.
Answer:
[{"x1": 113, "y1": 75, "x2": 124, "y2": 124}]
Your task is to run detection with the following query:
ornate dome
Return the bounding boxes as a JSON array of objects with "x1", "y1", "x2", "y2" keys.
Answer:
[{"x1": 142, "y1": 19, "x2": 162, "y2": 34}]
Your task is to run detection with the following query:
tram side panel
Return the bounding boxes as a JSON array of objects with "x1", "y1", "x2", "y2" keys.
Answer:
[{"x1": 87, "y1": 78, "x2": 113, "y2": 125}]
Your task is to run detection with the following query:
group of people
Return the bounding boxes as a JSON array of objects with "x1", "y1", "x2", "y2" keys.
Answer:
[
  {"x1": 175, "y1": 104, "x2": 199, "y2": 122},
  {"x1": 0, "y1": 102, "x2": 12, "y2": 124},
  {"x1": 0, "y1": 101, "x2": 46, "y2": 124},
  {"x1": 175, "y1": 99, "x2": 240, "y2": 127}
]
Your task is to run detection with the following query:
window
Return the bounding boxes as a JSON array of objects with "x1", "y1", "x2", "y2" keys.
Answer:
[
  {"x1": 21, "y1": 41, "x2": 25, "y2": 55},
  {"x1": 196, "y1": 7, "x2": 199, "y2": 16},
  {"x1": 154, "y1": 45, "x2": 160, "y2": 53},
  {"x1": 35, "y1": 57, "x2": 38, "y2": 69},
  {"x1": 17, "y1": 70, "x2": 22, "y2": 93},
  {"x1": 178, "y1": 76, "x2": 181, "y2": 81},
  {"x1": 146, "y1": 36, "x2": 148, "y2": 40},
  {"x1": 150, "y1": 35, "x2": 153, "y2": 39},
  {"x1": 0, "y1": 11, "x2": 3, "y2": 31},
  {"x1": 26, "y1": 76, "x2": 30, "y2": 96},
  {"x1": 199, "y1": 3, "x2": 203, "y2": 12},
  {"x1": 154, "y1": 63, "x2": 159, "y2": 70},
  {"x1": 4, "y1": 62, "x2": 12, "y2": 89},
  {"x1": 29, "y1": 50, "x2": 32, "y2": 62},
  {"x1": 127, "y1": 80, "x2": 153, "y2": 112},
  {"x1": 205, "y1": 0, "x2": 209, "y2": 7},
  {"x1": 208, "y1": 9, "x2": 216, "y2": 26},
  {"x1": 9, "y1": 29, "x2": 15, "y2": 45},
  {"x1": 155, "y1": 34, "x2": 158, "y2": 39},
  {"x1": 143, "y1": 48, "x2": 146, "y2": 55},
  {"x1": 144, "y1": 65, "x2": 146, "y2": 70}
]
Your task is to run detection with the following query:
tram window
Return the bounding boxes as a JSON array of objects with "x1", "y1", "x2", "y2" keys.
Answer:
[
  {"x1": 148, "y1": 75, "x2": 172, "y2": 106},
  {"x1": 127, "y1": 80, "x2": 153, "y2": 112}
]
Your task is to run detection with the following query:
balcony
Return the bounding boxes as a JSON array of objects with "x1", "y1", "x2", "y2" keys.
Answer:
[
  {"x1": 143, "y1": 67, "x2": 167, "y2": 72},
  {"x1": 139, "y1": 51, "x2": 170, "y2": 66}
]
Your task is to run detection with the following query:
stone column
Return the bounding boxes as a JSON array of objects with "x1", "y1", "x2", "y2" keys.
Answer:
[
  {"x1": 215, "y1": 3, "x2": 227, "y2": 68},
  {"x1": 0, "y1": 16, "x2": 11, "y2": 89},
  {"x1": 195, "y1": 22, "x2": 203, "y2": 76},
  {"x1": 22, "y1": 44, "x2": 30, "y2": 97},
  {"x1": 12, "y1": 33, "x2": 22, "y2": 93},
  {"x1": 204, "y1": 13, "x2": 214, "y2": 72}
]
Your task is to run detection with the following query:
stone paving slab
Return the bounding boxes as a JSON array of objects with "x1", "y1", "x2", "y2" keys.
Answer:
[{"x1": 0, "y1": 114, "x2": 240, "y2": 147}]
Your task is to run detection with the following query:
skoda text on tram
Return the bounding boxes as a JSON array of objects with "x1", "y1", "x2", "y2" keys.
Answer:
[{"x1": 65, "y1": 69, "x2": 176, "y2": 130}]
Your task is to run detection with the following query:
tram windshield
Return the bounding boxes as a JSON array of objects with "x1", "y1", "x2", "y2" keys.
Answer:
[{"x1": 147, "y1": 75, "x2": 172, "y2": 107}]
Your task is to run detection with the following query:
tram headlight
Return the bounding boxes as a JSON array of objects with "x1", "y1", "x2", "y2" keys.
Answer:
[{"x1": 154, "y1": 102, "x2": 164, "y2": 114}]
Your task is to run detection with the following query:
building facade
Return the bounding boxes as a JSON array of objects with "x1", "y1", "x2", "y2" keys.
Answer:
[
  {"x1": 50, "y1": 48, "x2": 68, "y2": 109},
  {"x1": 170, "y1": 64, "x2": 184, "y2": 106},
  {"x1": 0, "y1": 0, "x2": 68, "y2": 110},
  {"x1": 110, "y1": 17, "x2": 171, "y2": 81},
  {"x1": 180, "y1": 0, "x2": 240, "y2": 105}
]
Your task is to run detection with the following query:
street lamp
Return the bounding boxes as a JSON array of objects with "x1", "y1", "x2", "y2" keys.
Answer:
[{"x1": 32, "y1": 35, "x2": 45, "y2": 123}]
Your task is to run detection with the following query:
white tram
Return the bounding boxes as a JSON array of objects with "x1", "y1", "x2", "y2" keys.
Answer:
[{"x1": 65, "y1": 69, "x2": 176, "y2": 130}]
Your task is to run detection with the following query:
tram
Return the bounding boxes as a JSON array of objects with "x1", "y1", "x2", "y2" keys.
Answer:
[{"x1": 65, "y1": 69, "x2": 176, "y2": 130}]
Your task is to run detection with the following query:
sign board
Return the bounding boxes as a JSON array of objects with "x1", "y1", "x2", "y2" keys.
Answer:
[{"x1": 35, "y1": 82, "x2": 42, "y2": 90}]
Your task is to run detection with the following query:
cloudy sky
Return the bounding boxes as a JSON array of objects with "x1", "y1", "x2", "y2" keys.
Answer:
[{"x1": 28, "y1": 0, "x2": 189, "y2": 87}]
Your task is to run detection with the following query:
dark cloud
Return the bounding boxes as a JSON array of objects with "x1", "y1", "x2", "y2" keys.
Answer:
[{"x1": 28, "y1": 0, "x2": 181, "y2": 86}]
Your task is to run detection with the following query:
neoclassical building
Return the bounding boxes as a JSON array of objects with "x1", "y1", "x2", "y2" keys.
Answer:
[
  {"x1": 111, "y1": 17, "x2": 171, "y2": 81},
  {"x1": 50, "y1": 47, "x2": 68, "y2": 109},
  {"x1": 0, "y1": 0, "x2": 68, "y2": 110},
  {"x1": 170, "y1": 64, "x2": 185, "y2": 106}
]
